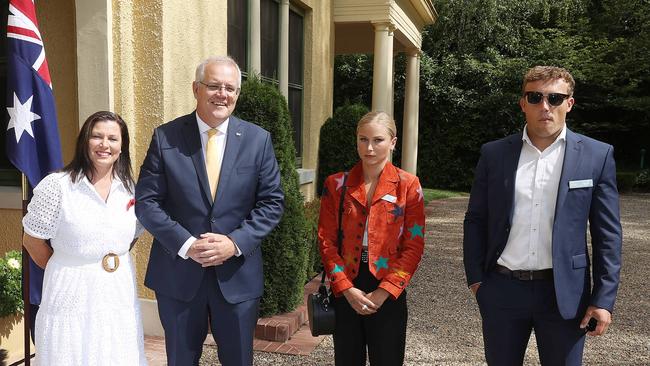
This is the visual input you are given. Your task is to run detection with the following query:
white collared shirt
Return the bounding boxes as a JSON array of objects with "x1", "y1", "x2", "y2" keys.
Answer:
[
  {"x1": 197, "y1": 114, "x2": 229, "y2": 164},
  {"x1": 497, "y1": 125, "x2": 567, "y2": 270}
]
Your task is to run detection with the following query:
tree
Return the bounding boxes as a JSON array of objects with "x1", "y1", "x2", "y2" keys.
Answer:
[{"x1": 333, "y1": 0, "x2": 650, "y2": 188}]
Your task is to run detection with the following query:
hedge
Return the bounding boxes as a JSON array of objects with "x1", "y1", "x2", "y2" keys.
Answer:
[{"x1": 234, "y1": 76, "x2": 309, "y2": 317}]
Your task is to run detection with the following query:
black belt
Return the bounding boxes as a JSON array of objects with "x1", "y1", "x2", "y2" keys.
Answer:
[
  {"x1": 361, "y1": 248, "x2": 369, "y2": 263},
  {"x1": 494, "y1": 264, "x2": 553, "y2": 281}
]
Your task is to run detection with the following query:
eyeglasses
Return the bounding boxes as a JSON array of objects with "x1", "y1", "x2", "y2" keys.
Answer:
[
  {"x1": 198, "y1": 81, "x2": 239, "y2": 95},
  {"x1": 524, "y1": 91, "x2": 570, "y2": 107}
]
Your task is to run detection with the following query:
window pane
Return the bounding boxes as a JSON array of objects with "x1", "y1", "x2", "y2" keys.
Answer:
[
  {"x1": 260, "y1": 0, "x2": 279, "y2": 79},
  {"x1": 227, "y1": 0, "x2": 248, "y2": 69},
  {"x1": 288, "y1": 9, "x2": 303, "y2": 157},
  {"x1": 288, "y1": 9, "x2": 303, "y2": 85}
]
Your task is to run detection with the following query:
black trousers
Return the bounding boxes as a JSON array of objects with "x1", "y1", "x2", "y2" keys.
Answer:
[{"x1": 333, "y1": 261, "x2": 407, "y2": 366}]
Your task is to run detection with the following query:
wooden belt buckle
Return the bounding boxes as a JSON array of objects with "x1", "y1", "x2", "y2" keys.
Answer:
[{"x1": 102, "y1": 253, "x2": 120, "y2": 272}]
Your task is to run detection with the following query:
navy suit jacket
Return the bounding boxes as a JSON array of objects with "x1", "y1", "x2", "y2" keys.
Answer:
[
  {"x1": 463, "y1": 128, "x2": 622, "y2": 319},
  {"x1": 135, "y1": 113, "x2": 284, "y2": 304}
]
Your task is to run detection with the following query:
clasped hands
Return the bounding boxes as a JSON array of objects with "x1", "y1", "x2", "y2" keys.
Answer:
[
  {"x1": 187, "y1": 233, "x2": 236, "y2": 267},
  {"x1": 343, "y1": 287, "x2": 390, "y2": 315}
]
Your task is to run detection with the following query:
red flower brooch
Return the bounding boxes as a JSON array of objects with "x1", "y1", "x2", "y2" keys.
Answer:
[{"x1": 126, "y1": 198, "x2": 136, "y2": 211}]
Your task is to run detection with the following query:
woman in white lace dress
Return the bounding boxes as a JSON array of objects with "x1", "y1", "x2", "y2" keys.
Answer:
[{"x1": 22, "y1": 111, "x2": 147, "y2": 365}]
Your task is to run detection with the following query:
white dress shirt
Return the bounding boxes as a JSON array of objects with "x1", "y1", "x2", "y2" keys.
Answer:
[
  {"x1": 178, "y1": 114, "x2": 229, "y2": 259},
  {"x1": 497, "y1": 125, "x2": 567, "y2": 270}
]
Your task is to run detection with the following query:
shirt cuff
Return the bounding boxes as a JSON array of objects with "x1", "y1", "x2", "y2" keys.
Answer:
[
  {"x1": 229, "y1": 236, "x2": 242, "y2": 257},
  {"x1": 178, "y1": 236, "x2": 196, "y2": 259}
]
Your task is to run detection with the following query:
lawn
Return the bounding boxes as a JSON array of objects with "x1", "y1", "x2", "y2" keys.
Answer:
[{"x1": 423, "y1": 188, "x2": 467, "y2": 205}]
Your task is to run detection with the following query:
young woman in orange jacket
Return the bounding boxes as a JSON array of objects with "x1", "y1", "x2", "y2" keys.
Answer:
[{"x1": 318, "y1": 111, "x2": 426, "y2": 365}]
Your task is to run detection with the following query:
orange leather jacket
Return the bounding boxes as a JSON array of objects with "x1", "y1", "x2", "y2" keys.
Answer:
[{"x1": 318, "y1": 162, "x2": 425, "y2": 299}]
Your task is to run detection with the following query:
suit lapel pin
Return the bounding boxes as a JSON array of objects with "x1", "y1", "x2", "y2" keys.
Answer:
[{"x1": 236, "y1": 132, "x2": 242, "y2": 137}]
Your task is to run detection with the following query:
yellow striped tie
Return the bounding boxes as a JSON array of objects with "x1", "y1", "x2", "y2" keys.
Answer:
[{"x1": 206, "y1": 128, "x2": 222, "y2": 200}]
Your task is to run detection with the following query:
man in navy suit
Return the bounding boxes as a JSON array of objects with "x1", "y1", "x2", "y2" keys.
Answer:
[
  {"x1": 135, "y1": 56, "x2": 284, "y2": 366},
  {"x1": 463, "y1": 66, "x2": 622, "y2": 365}
]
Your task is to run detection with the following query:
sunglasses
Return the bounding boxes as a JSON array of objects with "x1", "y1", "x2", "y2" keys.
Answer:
[{"x1": 524, "y1": 91, "x2": 570, "y2": 107}]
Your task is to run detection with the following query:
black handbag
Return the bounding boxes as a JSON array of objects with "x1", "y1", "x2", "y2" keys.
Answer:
[
  {"x1": 308, "y1": 173, "x2": 348, "y2": 337},
  {"x1": 307, "y1": 272, "x2": 336, "y2": 336}
]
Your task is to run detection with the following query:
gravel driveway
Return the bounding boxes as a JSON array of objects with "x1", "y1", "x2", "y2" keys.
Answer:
[{"x1": 201, "y1": 193, "x2": 650, "y2": 365}]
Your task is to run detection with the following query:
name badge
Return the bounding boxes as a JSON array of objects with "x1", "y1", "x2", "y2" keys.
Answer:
[
  {"x1": 569, "y1": 179, "x2": 593, "y2": 189},
  {"x1": 381, "y1": 194, "x2": 397, "y2": 203}
]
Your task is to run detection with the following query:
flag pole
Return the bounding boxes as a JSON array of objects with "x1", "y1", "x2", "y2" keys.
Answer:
[{"x1": 22, "y1": 173, "x2": 31, "y2": 366}]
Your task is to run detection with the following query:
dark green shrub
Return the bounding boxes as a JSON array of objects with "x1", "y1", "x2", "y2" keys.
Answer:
[
  {"x1": 304, "y1": 199, "x2": 321, "y2": 280},
  {"x1": 235, "y1": 76, "x2": 308, "y2": 317},
  {"x1": 317, "y1": 103, "x2": 369, "y2": 193}
]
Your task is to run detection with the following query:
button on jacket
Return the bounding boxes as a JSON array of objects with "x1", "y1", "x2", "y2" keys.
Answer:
[{"x1": 318, "y1": 162, "x2": 426, "y2": 299}]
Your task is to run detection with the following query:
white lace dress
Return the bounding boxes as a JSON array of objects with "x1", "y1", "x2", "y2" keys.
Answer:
[{"x1": 23, "y1": 172, "x2": 147, "y2": 366}]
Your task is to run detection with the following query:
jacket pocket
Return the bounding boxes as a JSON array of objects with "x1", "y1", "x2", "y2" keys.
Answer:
[{"x1": 572, "y1": 254, "x2": 587, "y2": 269}]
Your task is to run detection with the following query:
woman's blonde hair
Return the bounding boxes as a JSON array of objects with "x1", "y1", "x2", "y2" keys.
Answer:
[{"x1": 356, "y1": 111, "x2": 397, "y2": 138}]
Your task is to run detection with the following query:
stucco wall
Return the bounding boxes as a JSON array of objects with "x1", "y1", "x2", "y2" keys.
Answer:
[
  {"x1": 161, "y1": 1, "x2": 227, "y2": 120},
  {"x1": 112, "y1": 0, "x2": 227, "y2": 300},
  {"x1": 0, "y1": 209, "x2": 22, "y2": 254},
  {"x1": 38, "y1": 0, "x2": 79, "y2": 162}
]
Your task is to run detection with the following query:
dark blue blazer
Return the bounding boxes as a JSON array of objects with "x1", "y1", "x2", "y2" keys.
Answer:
[
  {"x1": 135, "y1": 113, "x2": 284, "y2": 304},
  {"x1": 463, "y1": 129, "x2": 622, "y2": 319}
]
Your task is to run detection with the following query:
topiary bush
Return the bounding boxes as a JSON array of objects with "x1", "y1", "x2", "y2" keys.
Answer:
[
  {"x1": 234, "y1": 76, "x2": 309, "y2": 317},
  {"x1": 317, "y1": 103, "x2": 369, "y2": 193}
]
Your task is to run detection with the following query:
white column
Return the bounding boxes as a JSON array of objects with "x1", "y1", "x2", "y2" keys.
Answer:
[
  {"x1": 249, "y1": 0, "x2": 261, "y2": 75},
  {"x1": 371, "y1": 22, "x2": 394, "y2": 114},
  {"x1": 75, "y1": 0, "x2": 113, "y2": 127},
  {"x1": 386, "y1": 53, "x2": 397, "y2": 116},
  {"x1": 279, "y1": 0, "x2": 289, "y2": 98},
  {"x1": 402, "y1": 49, "x2": 421, "y2": 175}
]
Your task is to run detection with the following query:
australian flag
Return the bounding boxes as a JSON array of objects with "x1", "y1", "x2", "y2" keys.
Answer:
[{"x1": 6, "y1": 0, "x2": 63, "y2": 305}]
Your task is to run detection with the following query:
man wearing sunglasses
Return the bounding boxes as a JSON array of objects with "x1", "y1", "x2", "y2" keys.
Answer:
[{"x1": 463, "y1": 66, "x2": 622, "y2": 365}]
